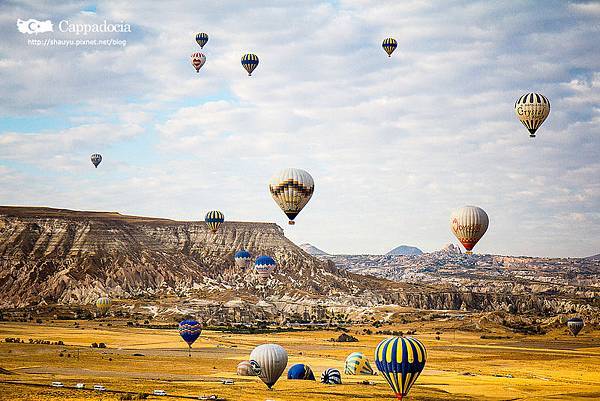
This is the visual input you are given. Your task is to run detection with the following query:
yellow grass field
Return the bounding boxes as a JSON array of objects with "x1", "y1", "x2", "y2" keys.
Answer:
[{"x1": 1, "y1": 320, "x2": 599, "y2": 400}]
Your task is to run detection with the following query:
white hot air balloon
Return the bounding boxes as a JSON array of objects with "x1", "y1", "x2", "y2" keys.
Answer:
[
  {"x1": 514, "y1": 92, "x2": 550, "y2": 138},
  {"x1": 450, "y1": 206, "x2": 489, "y2": 254},
  {"x1": 269, "y1": 168, "x2": 314, "y2": 225},
  {"x1": 249, "y1": 343, "x2": 288, "y2": 389}
]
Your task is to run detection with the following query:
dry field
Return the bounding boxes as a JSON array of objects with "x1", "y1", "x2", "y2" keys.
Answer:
[{"x1": 0, "y1": 319, "x2": 599, "y2": 400}]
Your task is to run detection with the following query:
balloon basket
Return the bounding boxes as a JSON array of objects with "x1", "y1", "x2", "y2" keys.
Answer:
[
  {"x1": 288, "y1": 221, "x2": 295, "y2": 225},
  {"x1": 466, "y1": 251, "x2": 473, "y2": 255}
]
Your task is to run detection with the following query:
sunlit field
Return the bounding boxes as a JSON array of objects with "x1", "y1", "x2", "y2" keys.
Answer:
[{"x1": 1, "y1": 319, "x2": 598, "y2": 401}]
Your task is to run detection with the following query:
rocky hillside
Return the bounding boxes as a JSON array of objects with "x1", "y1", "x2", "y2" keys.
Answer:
[
  {"x1": 1, "y1": 207, "x2": 597, "y2": 321},
  {"x1": 299, "y1": 243, "x2": 329, "y2": 256}
]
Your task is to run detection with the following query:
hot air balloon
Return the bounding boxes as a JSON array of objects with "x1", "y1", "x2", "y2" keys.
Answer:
[
  {"x1": 320, "y1": 368, "x2": 342, "y2": 384},
  {"x1": 255, "y1": 255, "x2": 276, "y2": 282},
  {"x1": 205, "y1": 210, "x2": 224, "y2": 233},
  {"x1": 249, "y1": 344, "x2": 288, "y2": 389},
  {"x1": 241, "y1": 53, "x2": 259, "y2": 76},
  {"x1": 195, "y1": 32, "x2": 208, "y2": 48},
  {"x1": 345, "y1": 352, "x2": 374, "y2": 375},
  {"x1": 237, "y1": 360, "x2": 259, "y2": 376},
  {"x1": 91, "y1": 153, "x2": 102, "y2": 168},
  {"x1": 95, "y1": 296, "x2": 111, "y2": 316},
  {"x1": 191, "y1": 52, "x2": 206, "y2": 73},
  {"x1": 234, "y1": 250, "x2": 252, "y2": 270},
  {"x1": 375, "y1": 336, "x2": 427, "y2": 400},
  {"x1": 287, "y1": 363, "x2": 315, "y2": 380},
  {"x1": 269, "y1": 168, "x2": 314, "y2": 225},
  {"x1": 382, "y1": 38, "x2": 397, "y2": 57},
  {"x1": 567, "y1": 318, "x2": 584, "y2": 337},
  {"x1": 178, "y1": 319, "x2": 202, "y2": 357},
  {"x1": 450, "y1": 206, "x2": 489, "y2": 254},
  {"x1": 514, "y1": 92, "x2": 550, "y2": 137}
]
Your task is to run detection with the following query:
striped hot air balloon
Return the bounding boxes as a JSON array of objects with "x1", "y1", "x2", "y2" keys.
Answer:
[
  {"x1": 255, "y1": 255, "x2": 276, "y2": 282},
  {"x1": 450, "y1": 206, "x2": 489, "y2": 254},
  {"x1": 195, "y1": 32, "x2": 208, "y2": 48},
  {"x1": 191, "y1": 52, "x2": 206, "y2": 73},
  {"x1": 178, "y1": 319, "x2": 202, "y2": 356},
  {"x1": 287, "y1": 363, "x2": 315, "y2": 380},
  {"x1": 514, "y1": 92, "x2": 550, "y2": 138},
  {"x1": 234, "y1": 250, "x2": 252, "y2": 270},
  {"x1": 250, "y1": 344, "x2": 288, "y2": 389},
  {"x1": 241, "y1": 53, "x2": 259, "y2": 76},
  {"x1": 205, "y1": 210, "x2": 224, "y2": 233},
  {"x1": 567, "y1": 318, "x2": 584, "y2": 337},
  {"x1": 320, "y1": 368, "x2": 342, "y2": 384},
  {"x1": 237, "y1": 360, "x2": 259, "y2": 376},
  {"x1": 382, "y1": 37, "x2": 397, "y2": 57},
  {"x1": 95, "y1": 296, "x2": 111, "y2": 316},
  {"x1": 375, "y1": 336, "x2": 427, "y2": 400},
  {"x1": 345, "y1": 352, "x2": 374, "y2": 375},
  {"x1": 269, "y1": 168, "x2": 314, "y2": 225}
]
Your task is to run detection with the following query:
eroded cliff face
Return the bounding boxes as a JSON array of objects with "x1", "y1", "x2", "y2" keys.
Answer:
[{"x1": 0, "y1": 207, "x2": 596, "y2": 320}]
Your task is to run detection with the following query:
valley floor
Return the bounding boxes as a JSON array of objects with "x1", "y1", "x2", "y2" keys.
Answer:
[{"x1": 0, "y1": 319, "x2": 599, "y2": 400}]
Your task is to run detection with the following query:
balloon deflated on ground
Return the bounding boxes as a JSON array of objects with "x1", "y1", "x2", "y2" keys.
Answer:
[
  {"x1": 320, "y1": 368, "x2": 342, "y2": 384},
  {"x1": 287, "y1": 363, "x2": 315, "y2": 380}
]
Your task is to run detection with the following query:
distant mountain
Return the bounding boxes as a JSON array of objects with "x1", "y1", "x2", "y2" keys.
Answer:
[
  {"x1": 299, "y1": 243, "x2": 329, "y2": 256},
  {"x1": 585, "y1": 253, "x2": 600, "y2": 260},
  {"x1": 386, "y1": 245, "x2": 423, "y2": 256}
]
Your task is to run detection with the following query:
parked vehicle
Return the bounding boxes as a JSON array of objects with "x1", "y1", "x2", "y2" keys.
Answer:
[
  {"x1": 51, "y1": 382, "x2": 64, "y2": 387},
  {"x1": 93, "y1": 384, "x2": 106, "y2": 391},
  {"x1": 153, "y1": 390, "x2": 167, "y2": 396},
  {"x1": 76, "y1": 383, "x2": 85, "y2": 389}
]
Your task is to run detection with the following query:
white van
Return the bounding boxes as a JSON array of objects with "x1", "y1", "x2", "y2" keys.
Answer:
[
  {"x1": 153, "y1": 389, "x2": 167, "y2": 396},
  {"x1": 51, "y1": 382, "x2": 64, "y2": 387},
  {"x1": 75, "y1": 383, "x2": 85, "y2": 389},
  {"x1": 93, "y1": 384, "x2": 106, "y2": 391}
]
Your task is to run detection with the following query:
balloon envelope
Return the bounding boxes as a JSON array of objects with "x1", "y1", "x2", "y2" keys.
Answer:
[
  {"x1": 95, "y1": 296, "x2": 111, "y2": 315},
  {"x1": 567, "y1": 318, "x2": 584, "y2": 337},
  {"x1": 191, "y1": 52, "x2": 206, "y2": 73},
  {"x1": 382, "y1": 37, "x2": 397, "y2": 57},
  {"x1": 375, "y1": 336, "x2": 427, "y2": 399},
  {"x1": 269, "y1": 168, "x2": 314, "y2": 225},
  {"x1": 178, "y1": 319, "x2": 202, "y2": 346},
  {"x1": 234, "y1": 250, "x2": 252, "y2": 269},
  {"x1": 205, "y1": 210, "x2": 224, "y2": 233},
  {"x1": 249, "y1": 344, "x2": 288, "y2": 388},
  {"x1": 514, "y1": 92, "x2": 550, "y2": 137},
  {"x1": 345, "y1": 352, "x2": 374, "y2": 375},
  {"x1": 450, "y1": 205, "x2": 489, "y2": 253},
  {"x1": 255, "y1": 255, "x2": 276, "y2": 281},
  {"x1": 237, "y1": 360, "x2": 258, "y2": 376},
  {"x1": 287, "y1": 363, "x2": 315, "y2": 380},
  {"x1": 91, "y1": 153, "x2": 102, "y2": 168},
  {"x1": 241, "y1": 53, "x2": 259, "y2": 76},
  {"x1": 320, "y1": 368, "x2": 342, "y2": 384},
  {"x1": 196, "y1": 32, "x2": 208, "y2": 48}
]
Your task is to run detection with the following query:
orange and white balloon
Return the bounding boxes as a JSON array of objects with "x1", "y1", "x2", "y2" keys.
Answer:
[{"x1": 450, "y1": 206, "x2": 489, "y2": 254}]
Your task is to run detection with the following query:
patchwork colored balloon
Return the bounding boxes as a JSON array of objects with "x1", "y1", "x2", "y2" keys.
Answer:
[
  {"x1": 567, "y1": 318, "x2": 584, "y2": 337},
  {"x1": 195, "y1": 32, "x2": 208, "y2": 48},
  {"x1": 287, "y1": 363, "x2": 315, "y2": 380},
  {"x1": 375, "y1": 336, "x2": 427, "y2": 400},
  {"x1": 320, "y1": 368, "x2": 342, "y2": 384},
  {"x1": 191, "y1": 52, "x2": 206, "y2": 73},
  {"x1": 250, "y1": 344, "x2": 288, "y2": 389},
  {"x1": 241, "y1": 53, "x2": 259, "y2": 76},
  {"x1": 205, "y1": 210, "x2": 224, "y2": 233},
  {"x1": 178, "y1": 319, "x2": 202, "y2": 347},
  {"x1": 382, "y1": 37, "x2": 398, "y2": 57},
  {"x1": 450, "y1": 205, "x2": 489, "y2": 254},
  {"x1": 514, "y1": 92, "x2": 550, "y2": 137},
  {"x1": 344, "y1": 352, "x2": 374, "y2": 375},
  {"x1": 269, "y1": 168, "x2": 314, "y2": 225},
  {"x1": 91, "y1": 153, "x2": 102, "y2": 168}
]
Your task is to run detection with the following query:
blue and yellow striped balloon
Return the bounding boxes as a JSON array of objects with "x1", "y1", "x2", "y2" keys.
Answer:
[
  {"x1": 344, "y1": 352, "x2": 374, "y2": 375},
  {"x1": 382, "y1": 37, "x2": 397, "y2": 57},
  {"x1": 241, "y1": 53, "x2": 259, "y2": 76},
  {"x1": 205, "y1": 210, "x2": 224, "y2": 233},
  {"x1": 375, "y1": 337, "x2": 427, "y2": 400}
]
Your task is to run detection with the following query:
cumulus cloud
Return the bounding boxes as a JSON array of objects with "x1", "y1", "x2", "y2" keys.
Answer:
[{"x1": 0, "y1": 1, "x2": 598, "y2": 257}]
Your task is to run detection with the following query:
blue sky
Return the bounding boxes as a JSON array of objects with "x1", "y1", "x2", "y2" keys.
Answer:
[{"x1": 0, "y1": 1, "x2": 599, "y2": 257}]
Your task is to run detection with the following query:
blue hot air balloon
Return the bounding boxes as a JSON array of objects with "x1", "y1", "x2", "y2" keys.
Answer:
[
  {"x1": 255, "y1": 255, "x2": 276, "y2": 282},
  {"x1": 234, "y1": 250, "x2": 252, "y2": 270},
  {"x1": 287, "y1": 363, "x2": 315, "y2": 380},
  {"x1": 196, "y1": 32, "x2": 208, "y2": 48},
  {"x1": 375, "y1": 336, "x2": 427, "y2": 400},
  {"x1": 241, "y1": 53, "x2": 259, "y2": 76},
  {"x1": 178, "y1": 319, "x2": 202, "y2": 356}
]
